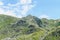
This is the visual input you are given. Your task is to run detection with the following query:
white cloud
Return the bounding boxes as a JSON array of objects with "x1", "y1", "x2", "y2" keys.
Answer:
[
  {"x1": 5, "y1": 10, "x2": 16, "y2": 16},
  {"x1": 20, "y1": 0, "x2": 32, "y2": 4},
  {"x1": 0, "y1": 8, "x2": 17, "y2": 17},
  {"x1": 20, "y1": 0, "x2": 35, "y2": 15},
  {"x1": 0, "y1": 0, "x2": 36, "y2": 18},
  {"x1": 21, "y1": 5, "x2": 34, "y2": 15},
  {"x1": 0, "y1": 1, "x2": 4, "y2": 5},
  {"x1": 0, "y1": 8, "x2": 4, "y2": 14},
  {"x1": 40, "y1": 14, "x2": 50, "y2": 19},
  {"x1": 20, "y1": 0, "x2": 27, "y2": 4}
]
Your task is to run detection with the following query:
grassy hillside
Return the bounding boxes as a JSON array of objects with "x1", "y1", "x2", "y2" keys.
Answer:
[
  {"x1": 0, "y1": 15, "x2": 19, "y2": 40},
  {"x1": 43, "y1": 26, "x2": 60, "y2": 40},
  {"x1": 0, "y1": 14, "x2": 60, "y2": 40}
]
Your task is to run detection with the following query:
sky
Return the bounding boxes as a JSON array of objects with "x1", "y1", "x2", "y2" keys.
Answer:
[{"x1": 0, "y1": 0, "x2": 60, "y2": 19}]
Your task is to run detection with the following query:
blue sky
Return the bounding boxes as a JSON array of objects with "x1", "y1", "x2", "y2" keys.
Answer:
[{"x1": 0, "y1": 0, "x2": 60, "y2": 19}]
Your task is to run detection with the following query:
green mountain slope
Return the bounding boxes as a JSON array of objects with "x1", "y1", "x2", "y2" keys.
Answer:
[
  {"x1": 0, "y1": 15, "x2": 19, "y2": 39},
  {"x1": 43, "y1": 26, "x2": 60, "y2": 40},
  {"x1": 0, "y1": 14, "x2": 60, "y2": 40}
]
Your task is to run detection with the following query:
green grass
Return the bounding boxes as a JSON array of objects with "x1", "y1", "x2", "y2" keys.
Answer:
[{"x1": 0, "y1": 14, "x2": 60, "y2": 40}]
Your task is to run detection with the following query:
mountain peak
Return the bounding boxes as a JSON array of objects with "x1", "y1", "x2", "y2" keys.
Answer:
[{"x1": 26, "y1": 15, "x2": 34, "y2": 18}]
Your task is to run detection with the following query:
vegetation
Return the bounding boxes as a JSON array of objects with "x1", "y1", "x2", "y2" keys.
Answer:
[{"x1": 0, "y1": 14, "x2": 60, "y2": 40}]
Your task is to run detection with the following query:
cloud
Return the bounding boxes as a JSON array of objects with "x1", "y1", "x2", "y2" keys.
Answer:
[
  {"x1": 0, "y1": 1, "x2": 4, "y2": 5},
  {"x1": 20, "y1": 0, "x2": 35, "y2": 15},
  {"x1": 0, "y1": 8, "x2": 4, "y2": 14},
  {"x1": 0, "y1": 8, "x2": 17, "y2": 17},
  {"x1": 0, "y1": 0, "x2": 36, "y2": 18},
  {"x1": 40, "y1": 14, "x2": 50, "y2": 19},
  {"x1": 21, "y1": 4, "x2": 35, "y2": 15},
  {"x1": 20, "y1": 0, "x2": 32, "y2": 4}
]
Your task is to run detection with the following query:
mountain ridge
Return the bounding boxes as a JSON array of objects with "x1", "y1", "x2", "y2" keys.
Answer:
[{"x1": 0, "y1": 14, "x2": 60, "y2": 40}]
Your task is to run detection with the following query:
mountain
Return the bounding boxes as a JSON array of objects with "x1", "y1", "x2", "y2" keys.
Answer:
[
  {"x1": 0, "y1": 15, "x2": 19, "y2": 40},
  {"x1": 0, "y1": 14, "x2": 60, "y2": 40},
  {"x1": 43, "y1": 26, "x2": 60, "y2": 40}
]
